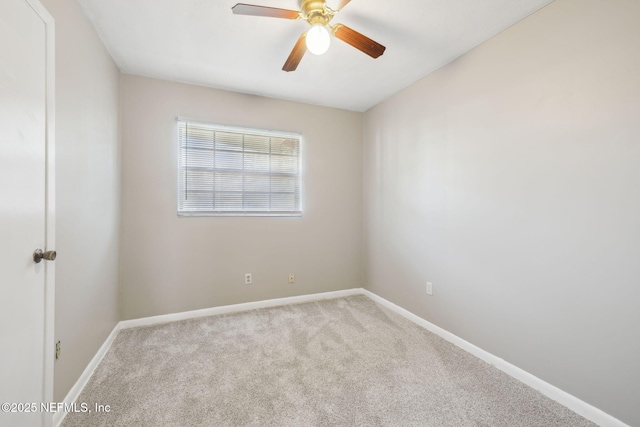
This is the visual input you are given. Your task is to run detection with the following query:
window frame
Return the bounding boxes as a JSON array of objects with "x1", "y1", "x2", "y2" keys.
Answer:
[{"x1": 176, "y1": 117, "x2": 303, "y2": 217}]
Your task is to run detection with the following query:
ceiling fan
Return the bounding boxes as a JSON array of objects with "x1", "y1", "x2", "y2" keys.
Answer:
[{"x1": 231, "y1": 0, "x2": 386, "y2": 72}]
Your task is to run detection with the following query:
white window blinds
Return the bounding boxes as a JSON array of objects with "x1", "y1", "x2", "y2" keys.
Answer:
[{"x1": 177, "y1": 119, "x2": 302, "y2": 216}]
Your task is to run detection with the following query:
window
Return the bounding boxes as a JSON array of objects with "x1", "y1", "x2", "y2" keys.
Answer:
[{"x1": 177, "y1": 119, "x2": 302, "y2": 216}]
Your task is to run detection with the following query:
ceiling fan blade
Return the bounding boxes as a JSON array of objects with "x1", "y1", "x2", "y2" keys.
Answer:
[
  {"x1": 283, "y1": 34, "x2": 307, "y2": 72},
  {"x1": 232, "y1": 3, "x2": 300, "y2": 19},
  {"x1": 336, "y1": 0, "x2": 351, "y2": 10},
  {"x1": 332, "y1": 23, "x2": 386, "y2": 58}
]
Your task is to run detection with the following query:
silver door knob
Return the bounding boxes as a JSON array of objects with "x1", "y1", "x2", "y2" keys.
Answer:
[{"x1": 33, "y1": 249, "x2": 56, "y2": 263}]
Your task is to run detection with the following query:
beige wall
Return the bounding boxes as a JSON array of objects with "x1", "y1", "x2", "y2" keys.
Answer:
[
  {"x1": 42, "y1": 0, "x2": 121, "y2": 402},
  {"x1": 362, "y1": 0, "x2": 640, "y2": 425},
  {"x1": 119, "y1": 75, "x2": 362, "y2": 320}
]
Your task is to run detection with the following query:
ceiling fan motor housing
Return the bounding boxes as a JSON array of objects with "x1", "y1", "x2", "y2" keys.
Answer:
[{"x1": 301, "y1": 0, "x2": 333, "y2": 25}]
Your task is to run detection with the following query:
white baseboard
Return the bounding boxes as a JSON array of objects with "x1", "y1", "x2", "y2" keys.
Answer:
[
  {"x1": 361, "y1": 289, "x2": 629, "y2": 427},
  {"x1": 53, "y1": 324, "x2": 121, "y2": 427},
  {"x1": 57, "y1": 287, "x2": 628, "y2": 427},
  {"x1": 118, "y1": 288, "x2": 363, "y2": 330}
]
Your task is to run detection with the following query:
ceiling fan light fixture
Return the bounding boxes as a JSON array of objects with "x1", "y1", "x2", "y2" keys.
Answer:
[
  {"x1": 231, "y1": 1, "x2": 385, "y2": 71},
  {"x1": 306, "y1": 24, "x2": 331, "y2": 55}
]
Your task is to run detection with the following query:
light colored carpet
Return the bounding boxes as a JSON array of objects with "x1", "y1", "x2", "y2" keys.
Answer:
[{"x1": 61, "y1": 295, "x2": 596, "y2": 426}]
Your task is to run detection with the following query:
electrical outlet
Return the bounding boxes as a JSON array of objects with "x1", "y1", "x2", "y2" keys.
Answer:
[
  {"x1": 245, "y1": 273, "x2": 252, "y2": 285},
  {"x1": 55, "y1": 341, "x2": 61, "y2": 360},
  {"x1": 288, "y1": 273, "x2": 295, "y2": 284},
  {"x1": 426, "y1": 281, "x2": 433, "y2": 296}
]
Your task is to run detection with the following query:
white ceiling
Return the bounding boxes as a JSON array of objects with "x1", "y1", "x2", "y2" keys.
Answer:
[{"x1": 77, "y1": 0, "x2": 554, "y2": 112}]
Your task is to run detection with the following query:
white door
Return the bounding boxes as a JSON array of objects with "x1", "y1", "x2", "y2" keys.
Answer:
[{"x1": 0, "y1": 0, "x2": 55, "y2": 426}]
